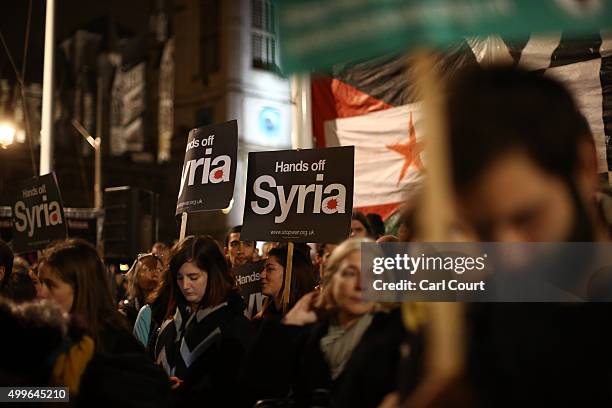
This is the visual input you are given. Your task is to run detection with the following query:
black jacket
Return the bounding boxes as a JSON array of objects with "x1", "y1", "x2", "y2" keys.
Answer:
[
  {"x1": 242, "y1": 307, "x2": 420, "y2": 408},
  {"x1": 118, "y1": 297, "x2": 141, "y2": 329},
  {"x1": 155, "y1": 292, "x2": 253, "y2": 407}
]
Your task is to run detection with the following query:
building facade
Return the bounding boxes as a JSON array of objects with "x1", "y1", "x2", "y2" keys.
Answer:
[{"x1": 173, "y1": 0, "x2": 293, "y2": 235}]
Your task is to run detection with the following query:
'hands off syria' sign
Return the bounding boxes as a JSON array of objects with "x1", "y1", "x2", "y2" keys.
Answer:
[
  {"x1": 10, "y1": 173, "x2": 67, "y2": 253},
  {"x1": 241, "y1": 146, "x2": 354, "y2": 243},
  {"x1": 176, "y1": 120, "x2": 238, "y2": 214}
]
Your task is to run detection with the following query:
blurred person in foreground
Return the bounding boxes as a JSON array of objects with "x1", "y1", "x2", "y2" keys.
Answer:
[
  {"x1": 448, "y1": 67, "x2": 606, "y2": 243},
  {"x1": 394, "y1": 65, "x2": 612, "y2": 408},
  {"x1": 0, "y1": 297, "x2": 170, "y2": 407}
]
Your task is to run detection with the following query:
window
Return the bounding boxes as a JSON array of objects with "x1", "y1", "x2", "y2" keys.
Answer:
[
  {"x1": 199, "y1": 0, "x2": 220, "y2": 83},
  {"x1": 251, "y1": 0, "x2": 278, "y2": 71}
]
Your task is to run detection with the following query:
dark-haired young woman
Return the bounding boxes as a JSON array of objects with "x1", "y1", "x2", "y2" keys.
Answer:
[
  {"x1": 154, "y1": 235, "x2": 252, "y2": 406},
  {"x1": 38, "y1": 239, "x2": 144, "y2": 354},
  {"x1": 35, "y1": 238, "x2": 171, "y2": 406},
  {"x1": 254, "y1": 244, "x2": 318, "y2": 323}
]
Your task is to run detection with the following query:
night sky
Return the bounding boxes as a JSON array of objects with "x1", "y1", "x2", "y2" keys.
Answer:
[{"x1": 1, "y1": 0, "x2": 151, "y2": 83}]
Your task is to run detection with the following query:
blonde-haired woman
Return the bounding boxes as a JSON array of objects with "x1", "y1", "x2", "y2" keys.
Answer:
[
  {"x1": 119, "y1": 253, "x2": 164, "y2": 327},
  {"x1": 243, "y1": 237, "x2": 423, "y2": 408}
]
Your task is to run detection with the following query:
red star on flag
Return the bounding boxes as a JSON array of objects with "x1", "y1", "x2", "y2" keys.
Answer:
[{"x1": 385, "y1": 112, "x2": 424, "y2": 185}]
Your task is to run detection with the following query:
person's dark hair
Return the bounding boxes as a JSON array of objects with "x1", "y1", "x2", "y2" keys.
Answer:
[
  {"x1": 366, "y1": 213, "x2": 386, "y2": 239},
  {"x1": 447, "y1": 65, "x2": 595, "y2": 240},
  {"x1": 224, "y1": 224, "x2": 255, "y2": 249},
  {"x1": 168, "y1": 235, "x2": 236, "y2": 314},
  {"x1": 39, "y1": 238, "x2": 128, "y2": 351},
  {"x1": 447, "y1": 65, "x2": 592, "y2": 191},
  {"x1": 0, "y1": 239, "x2": 14, "y2": 290},
  {"x1": 3, "y1": 271, "x2": 36, "y2": 303},
  {"x1": 352, "y1": 212, "x2": 374, "y2": 238},
  {"x1": 264, "y1": 245, "x2": 318, "y2": 314}
]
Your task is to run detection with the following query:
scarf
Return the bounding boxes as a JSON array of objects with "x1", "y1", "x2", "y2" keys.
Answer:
[
  {"x1": 50, "y1": 335, "x2": 95, "y2": 395},
  {"x1": 155, "y1": 302, "x2": 228, "y2": 379},
  {"x1": 320, "y1": 313, "x2": 373, "y2": 380}
]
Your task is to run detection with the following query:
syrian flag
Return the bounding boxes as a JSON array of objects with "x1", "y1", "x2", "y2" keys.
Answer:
[
  {"x1": 313, "y1": 42, "x2": 478, "y2": 219},
  {"x1": 314, "y1": 34, "x2": 612, "y2": 220},
  {"x1": 326, "y1": 104, "x2": 424, "y2": 218}
]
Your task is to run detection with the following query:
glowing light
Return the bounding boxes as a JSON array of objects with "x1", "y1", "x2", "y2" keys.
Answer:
[{"x1": 0, "y1": 122, "x2": 16, "y2": 148}]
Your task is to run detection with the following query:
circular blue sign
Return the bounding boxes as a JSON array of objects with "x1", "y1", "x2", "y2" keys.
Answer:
[{"x1": 258, "y1": 107, "x2": 281, "y2": 139}]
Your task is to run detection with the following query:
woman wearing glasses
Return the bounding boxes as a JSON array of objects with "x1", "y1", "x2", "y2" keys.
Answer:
[{"x1": 120, "y1": 253, "x2": 164, "y2": 327}]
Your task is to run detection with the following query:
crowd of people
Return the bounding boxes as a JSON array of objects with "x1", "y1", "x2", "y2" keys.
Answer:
[{"x1": 1, "y1": 65, "x2": 612, "y2": 407}]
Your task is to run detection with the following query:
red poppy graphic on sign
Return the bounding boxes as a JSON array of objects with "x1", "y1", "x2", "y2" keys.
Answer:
[{"x1": 325, "y1": 198, "x2": 338, "y2": 211}]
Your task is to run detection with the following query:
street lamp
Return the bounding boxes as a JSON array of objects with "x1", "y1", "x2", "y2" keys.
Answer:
[{"x1": 0, "y1": 122, "x2": 16, "y2": 148}]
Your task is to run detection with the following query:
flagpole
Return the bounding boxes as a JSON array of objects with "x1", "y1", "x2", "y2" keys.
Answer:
[{"x1": 40, "y1": 0, "x2": 56, "y2": 176}]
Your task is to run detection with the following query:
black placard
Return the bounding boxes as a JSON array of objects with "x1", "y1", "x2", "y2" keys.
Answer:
[
  {"x1": 10, "y1": 173, "x2": 68, "y2": 253},
  {"x1": 241, "y1": 146, "x2": 354, "y2": 243},
  {"x1": 176, "y1": 120, "x2": 238, "y2": 215},
  {"x1": 233, "y1": 260, "x2": 265, "y2": 319}
]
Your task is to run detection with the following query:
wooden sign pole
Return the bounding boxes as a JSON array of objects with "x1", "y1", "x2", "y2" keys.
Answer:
[
  {"x1": 281, "y1": 241, "x2": 295, "y2": 313},
  {"x1": 179, "y1": 212, "x2": 188, "y2": 241},
  {"x1": 401, "y1": 50, "x2": 466, "y2": 407}
]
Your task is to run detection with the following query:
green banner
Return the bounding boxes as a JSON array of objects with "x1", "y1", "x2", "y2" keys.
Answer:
[{"x1": 278, "y1": 0, "x2": 612, "y2": 73}]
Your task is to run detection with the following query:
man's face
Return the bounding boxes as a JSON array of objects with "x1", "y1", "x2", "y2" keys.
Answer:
[
  {"x1": 458, "y1": 152, "x2": 576, "y2": 242},
  {"x1": 227, "y1": 232, "x2": 255, "y2": 267}
]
